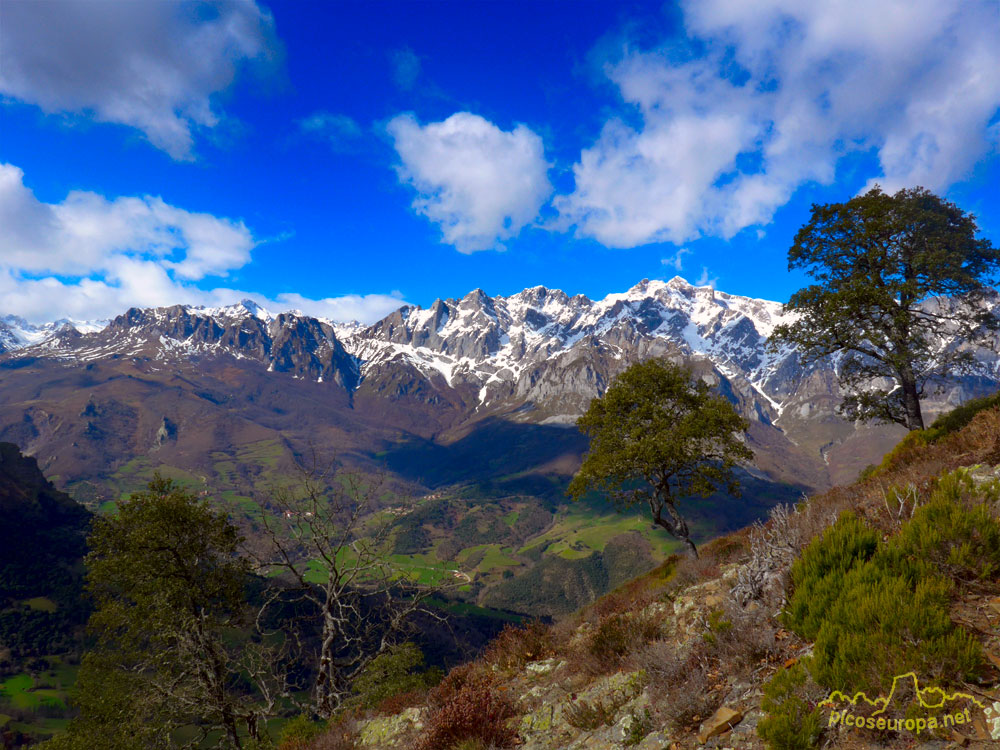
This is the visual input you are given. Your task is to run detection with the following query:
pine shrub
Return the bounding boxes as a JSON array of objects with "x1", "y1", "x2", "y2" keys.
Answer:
[
  {"x1": 757, "y1": 660, "x2": 824, "y2": 750},
  {"x1": 809, "y1": 560, "x2": 980, "y2": 694},
  {"x1": 768, "y1": 493, "x2": 987, "y2": 739},
  {"x1": 781, "y1": 511, "x2": 879, "y2": 639},
  {"x1": 891, "y1": 469, "x2": 1000, "y2": 582}
]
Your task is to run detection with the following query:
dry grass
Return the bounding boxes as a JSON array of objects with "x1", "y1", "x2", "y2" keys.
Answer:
[
  {"x1": 481, "y1": 621, "x2": 552, "y2": 672},
  {"x1": 303, "y1": 718, "x2": 359, "y2": 750},
  {"x1": 814, "y1": 407, "x2": 1000, "y2": 535},
  {"x1": 416, "y1": 663, "x2": 520, "y2": 750},
  {"x1": 637, "y1": 641, "x2": 720, "y2": 733},
  {"x1": 374, "y1": 687, "x2": 428, "y2": 715}
]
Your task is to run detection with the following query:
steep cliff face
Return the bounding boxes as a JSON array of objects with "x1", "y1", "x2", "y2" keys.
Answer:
[{"x1": 0, "y1": 442, "x2": 90, "y2": 659}]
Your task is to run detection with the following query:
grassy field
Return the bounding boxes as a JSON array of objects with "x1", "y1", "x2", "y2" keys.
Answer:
[
  {"x1": 0, "y1": 666, "x2": 74, "y2": 711},
  {"x1": 22, "y1": 597, "x2": 59, "y2": 613},
  {"x1": 517, "y1": 501, "x2": 678, "y2": 560}
]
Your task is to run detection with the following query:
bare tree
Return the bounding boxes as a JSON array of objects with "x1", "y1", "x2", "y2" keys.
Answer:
[{"x1": 246, "y1": 463, "x2": 448, "y2": 718}]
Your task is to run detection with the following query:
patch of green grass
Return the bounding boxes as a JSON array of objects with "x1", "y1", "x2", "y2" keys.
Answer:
[
  {"x1": 0, "y1": 674, "x2": 66, "y2": 711},
  {"x1": 501, "y1": 510, "x2": 519, "y2": 527},
  {"x1": 516, "y1": 503, "x2": 675, "y2": 561},
  {"x1": 455, "y1": 544, "x2": 518, "y2": 573},
  {"x1": 22, "y1": 597, "x2": 58, "y2": 613},
  {"x1": 424, "y1": 598, "x2": 523, "y2": 622},
  {"x1": 212, "y1": 459, "x2": 239, "y2": 486},
  {"x1": 98, "y1": 500, "x2": 119, "y2": 514},
  {"x1": 235, "y1": 439, "x2": 286, "y2": 470},
  {"x1": 109, "y1": 459, "x2": 205, "y2": 497},
  {"x1": 387, "y1": 553, "x2": 460, "y2": 585}
]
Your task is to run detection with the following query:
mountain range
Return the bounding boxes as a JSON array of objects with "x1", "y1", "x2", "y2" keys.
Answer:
[
  {"x1": 3, "y1": 277, "x2": 994, "y2": 489},
  {"x1": 1, "y1": 277, "x2": 996, "y2": 614}
]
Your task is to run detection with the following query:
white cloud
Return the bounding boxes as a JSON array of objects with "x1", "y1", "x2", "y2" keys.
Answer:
[
  {"x1": 298, "y1": 112, "x2": 363, "y2": 151},
  {"x1": 273, "y1": 292, "x2": 406, "y2": 323},
  {"x1": 695, "y1": 266, "x2": 718, "y2": 289},
  {"x1": 556, "y1": 0, "x2": 1000, "y2": 247},
  {"x1": 0, "y1": 163, "x2": 405, "y2": 325},
  {"x1": 0, "y1": 163, "x2": 255, "y2": 280},
  {"x1": 0, "y1": 0, "x2": 282, "y2": 160},
  {"x1": 387, "y1": 112, "x2": 553, "y2": 252},
  {"x1": 661, "y1": 248, "x2": 691, "y2": 272},
  {"x1": 391, "y1": 48, "x2": 422, "y2": 91}
]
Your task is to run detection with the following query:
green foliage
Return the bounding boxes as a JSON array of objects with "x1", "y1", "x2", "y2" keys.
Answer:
[
  {"x1": 349, "y1": 642, "x2": 441, "y2": 710},
  {"x1": 892, "y1": 469, "x2": 1000, "y2": 581},
  {"x1": 809, "y1": 560, "x2": 980, "y2": 693},
  {"x1": 568, "y1": 359, "x2": 752, "y2": 555},
  {"x1": 57, "y1": 476, "x2": 273, "y2": 749},
  {"x1": 757, "y1": 660, "x2": 824, "y2": 750},
  {"x1": 38, "y1": 652, "x2": 172, "y2": 750},
  {"x1": 771, "y1": 186, "x2": 1000, "y2": 431},
  {"x1": 782, "y1": 512, "x2": 879, "y2": 640},
  {"x1": 700, "y1": 609, "x2": 733, "y2": 646},
  {"x1": 926, "y1": 391, "x2": 1000, "y2": 439},
  {"x1": 277, "y1": 715, "x2": 326, "y2": 749},
  {"x1": 781, "y1": 487, "x2": 987, "y2": 698}
]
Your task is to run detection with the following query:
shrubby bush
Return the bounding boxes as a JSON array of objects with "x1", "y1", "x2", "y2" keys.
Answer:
[
  {"x1": 349, "y1": 642, "x2": 441, "y2": 711},
  {"x1": 892, "y1": 469, "x2": 1000, "y2": 582},
  {"x1": 416, "y1": 664, "x2": 519, "y2": 750},
  {"x1": 587, "y1": 610, "x2": 660, "y2": 671},
  {"x1": 757, "y1": 660, "x2": 824, "y2": 750},
  {"x1": 482, "y1": 621, "x2": 552, "y2": 672},
  {"x1": 761, "y1": 476, "x2": 994, "y2": 747},
  {"x1": 278, "y1": 714, "x2": 326, "y2": 750},
  {"x1": 809, "y1": 560, "x2": 980, "y2": 693},
  {"x1": 781, "y1": 511, "x2": 879, "y2": 640}
]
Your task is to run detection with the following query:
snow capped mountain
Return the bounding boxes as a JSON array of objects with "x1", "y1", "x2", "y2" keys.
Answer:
[
  {"x1": 3, "y1": 278, "x2": 995, "y2": 489},
  {"x1": 6, "y1": 300, "x2": 359, "y2": 388},
  {"x1": 0, "y1": 315, "x2": 108, "y2": 354},
  {"x1": 342, "y1": 277, "x2": 801, "y2": 421}
]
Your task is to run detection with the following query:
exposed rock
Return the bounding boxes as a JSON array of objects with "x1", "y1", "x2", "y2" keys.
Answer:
[
  {"x1": 697, "y1": 706, "x2": 743, "y2": 744},
  {"x1": 357, "y1": 706, "x2": 424, "y2": 747},
  {"x1": 526, "y1": 657, "x2": 565, "y2": 676},
  {"x1": 153, "y1": 416, "x2": 176, "y2": 449}
]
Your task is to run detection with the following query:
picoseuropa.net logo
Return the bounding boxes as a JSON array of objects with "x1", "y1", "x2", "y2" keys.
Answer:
[{"x1": 819, "y1": 672, "x2": 1000, "y2": 740}]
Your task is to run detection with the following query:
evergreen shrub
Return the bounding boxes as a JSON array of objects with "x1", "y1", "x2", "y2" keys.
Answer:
[
  {"x1": 781, "y1": 511, "x2": 878, "y2": 640},
  {"x1": 757, "y1": 660, "x2": 824, "y2": 750}
]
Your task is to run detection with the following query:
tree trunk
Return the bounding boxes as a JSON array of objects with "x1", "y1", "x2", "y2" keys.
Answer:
[
  {"x1": 899, "y1": 365, "x2": 925, "y2": 431},
  {"x1": 649, "y1": 494, "x2": 699, "y2": 558}
]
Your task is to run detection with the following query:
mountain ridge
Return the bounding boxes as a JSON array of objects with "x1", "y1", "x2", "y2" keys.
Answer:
[{"x1": 2, "y1": 277, "x2": 997, "y2": 494}]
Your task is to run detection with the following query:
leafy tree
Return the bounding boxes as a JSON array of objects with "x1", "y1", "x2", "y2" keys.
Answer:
[
  {"x1": 771, "y1": 186, "x2": 1000, "y2": 431},
  {"x1": 45, "y1": 477, "x2": 280, "y2": 750},
  {"x1": 567, "y1": 359, "x2": 753, "y2": 557}
]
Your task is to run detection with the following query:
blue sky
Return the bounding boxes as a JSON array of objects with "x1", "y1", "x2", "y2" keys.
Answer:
[{"x1": 2, "y1": 0, "x2": 999, "y2": 323}]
